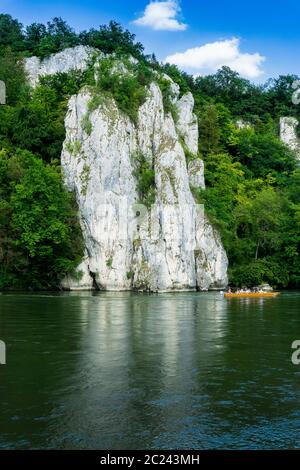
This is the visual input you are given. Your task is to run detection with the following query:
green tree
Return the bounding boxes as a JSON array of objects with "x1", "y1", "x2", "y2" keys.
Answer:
[
  {"x1": 0, "y1": 47, "x2": 28, "y2": 105},
  {"x1": 34, "y1": 17, "x2": 78, "y2": 57},
  {"x1": 232, "y1": 127, "x2": 297, "y2": 178},
  {"x1": 79, "y1": 21, "x2": 144, "y2": 59},
  {"x1": 10, "y1": 70, "x2": 87, "y2": 162},
  {"x1": 0, "y1": 14, "x2": 24, "y2": 51},
  {"x1": 265, "y1": 75, "x2": 300, "y2": 120},
  {"x1": 194, "y1": 66, "x2": 268, "y2": 119},
  {"x1": 0, "y1": 150, "x2": 83, "y2": 289},
  {"x1": 229, "y1": 258, "x2": 289, "y2": 288},
  {"x1": 162, "y1": 63, "x2": 193, "y2": 95}
]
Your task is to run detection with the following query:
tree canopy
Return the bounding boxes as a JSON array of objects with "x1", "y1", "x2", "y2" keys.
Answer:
[{"x1": 0, "y1": 14, "x2": 144, "y2": 59}]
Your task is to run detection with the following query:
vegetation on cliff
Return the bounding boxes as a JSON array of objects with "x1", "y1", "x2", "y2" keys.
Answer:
[{"x1": 0, "y1": 13, "x2": 300, "y2": 288}]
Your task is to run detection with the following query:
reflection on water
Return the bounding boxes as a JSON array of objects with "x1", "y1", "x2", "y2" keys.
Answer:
[{"x1": 0, "y1": 291, "x2": 300, "y2": 449}]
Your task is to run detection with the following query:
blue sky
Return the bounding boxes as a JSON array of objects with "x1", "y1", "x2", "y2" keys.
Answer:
[{"x1": 2, "y1": 0, "x2": 300, "y2": 82}]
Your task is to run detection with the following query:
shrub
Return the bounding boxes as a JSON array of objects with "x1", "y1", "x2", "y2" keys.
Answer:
[{"x1": 92, "y1": 57, "x2": 154, "y2": 124}]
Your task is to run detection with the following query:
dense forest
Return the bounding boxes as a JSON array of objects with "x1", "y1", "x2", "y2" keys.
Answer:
[{"x1": 0, "y1": 13, "x2": 300, "y2": 289}]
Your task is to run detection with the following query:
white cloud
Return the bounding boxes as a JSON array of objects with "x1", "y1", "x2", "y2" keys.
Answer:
[
  {"x1": 132, "y1": 1, "x2": 187, "y2": 31},
  {"x1": 165, "y1": 38, "x2": 265, "y2": 79}
]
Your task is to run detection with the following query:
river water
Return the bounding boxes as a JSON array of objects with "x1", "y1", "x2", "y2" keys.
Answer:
[{"x1": 0, "y1": 291, "x2": 300, "y2": 449}]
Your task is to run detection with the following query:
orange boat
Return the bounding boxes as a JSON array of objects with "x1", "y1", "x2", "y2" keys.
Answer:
[{"x1": 224, "y1": 292, "x2": 280, "y2": 299}]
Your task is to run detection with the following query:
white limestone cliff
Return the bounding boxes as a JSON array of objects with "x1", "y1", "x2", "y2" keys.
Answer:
[
  {"x1": 280, "y1": 117, "x2": 300, "y2": 160},
  {"x1": 24, "y1": 45, "x2": 96, "y2": 86},
  {"x1": 61, "y1": 84, "x2": 227, "y2": 291},
  {"x1": 25, "y1": 47, "x2": 228, "y2": 291}
]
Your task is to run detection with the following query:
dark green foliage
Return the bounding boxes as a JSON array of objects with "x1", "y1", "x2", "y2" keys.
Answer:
[
  {"x1": 192, "y1": 152, "x2": 245, "y2": 252},
  {"x1": 229, "y1": 258, "x2": 289, "y2": 288},
  {"x1": 10, "y1": 99, "x2": 65, "y2": 162},
  {"x1": 265, "y1": 75, "x2": 300, "y2": 120},
  {"x1": 193, "y1": 66, "x2": 300, "y2": 124},
  {"x1": 0, "y1": 12, "x2": 300, "y2": 290},
  {"x1": 9, "y1": 70, "x2": 89, "y2": 162},
  {"x1": 0, "y1": 48, "x2": 87, "y2": 288},
  {"x1": 232, "y1": 128, "x2": 297, "y2": 178},
  {"x1": 0, "y1": 150, "x2": 83, "y2": 289},
  {"x1": 198, "y1": 105, "x2": 221, "y2": 154},
  {"x1": 79, "y1": 21, "x2": 144, "y2": 60},
  {"x1": 198, "y1": 143, "x2": 299, "y2": 287},
  {"x1": 126, "y1": 271, "x2": 134, "y2": 280},
  {"x1": 193, "y1": 68, "x2": 300, "y2": 287},
  {"x1": 22, "y1": 17, "x2": 79, "y2": 58},
  {"x1": 94, "y1": 57, "x2": 154, "y2": 123},
  {"x1": 23, "y1": 22, "x2": 47, "y2": 54},
  {"x1": 0, "y1": 47, "x2": 29, "y2": 105},
  {"x1": 0, "y1": 14, "x2": 24, "y2": 51},
  {"x1": 194, "y1": 66, "x2": 269, "y2": 120},
  {"x1": 161, "y1": 63, "x2": 193, "y2": 95},
  {"x1": 36, "y1": 17, "x2": 79, "y2": 58},
  {"x1": 157, "y1": 75, "x2": 178, "y2": 121}
]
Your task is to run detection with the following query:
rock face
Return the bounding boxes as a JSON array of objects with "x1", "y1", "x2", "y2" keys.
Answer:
[
  {"x1": 280, "y1": 117, "x2": 300, "y2": 159},
  {"x1": 176, "y1": 92, "x2": 198, "y2": 155},
  {"x1": 236, "y1": 119, "x2": 252, "y2": 130},
  {"x1": 26, "y1": 47, "x2": 228, "y2": 291},
  {"x1": 24, "y1": 46, "x2": 96, "y2": 86},
  {"x1": 61, "y1": 81, "x2": 228, "y2": 291}
]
